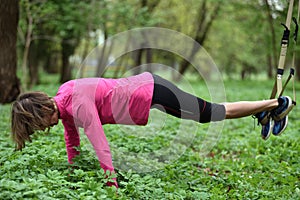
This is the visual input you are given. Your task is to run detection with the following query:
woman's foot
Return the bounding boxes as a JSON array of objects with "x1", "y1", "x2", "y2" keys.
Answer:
[
  {"x1": 272, "y1": 96, "x2": 293, "y2": 136},
  {"x1": 254, "y1": 111, "x2": 272, "y2": 140},
  {"x1": 255, "y1": 96, "x2": 294, "y2": 139}
]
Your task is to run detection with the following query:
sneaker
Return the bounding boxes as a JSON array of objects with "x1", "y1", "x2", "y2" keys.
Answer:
[
  {"x1": 272, "y1": 116, "x2": 288, "y2": 136},
  {"x1": 272, "y1": 96, "x2": 293, "y2": 121},
  {"x1": 271, "y1": 96, "x2": 293, "y2": 136},
  {"x1": 254, "y1": 111, "x2": 272, "y2": 140}
]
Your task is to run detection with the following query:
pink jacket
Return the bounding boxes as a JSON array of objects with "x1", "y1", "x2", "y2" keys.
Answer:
[{"x1": 53, "y1": 72, "x2": 154, "y2": 186}]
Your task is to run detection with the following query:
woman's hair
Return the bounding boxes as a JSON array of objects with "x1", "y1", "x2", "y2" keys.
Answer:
[{"x1": 11, "y1": 92, "x2": 55, "y2": 150}]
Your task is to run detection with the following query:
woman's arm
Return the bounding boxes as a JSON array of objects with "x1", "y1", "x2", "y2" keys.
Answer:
[
  {"x1": 62, "y1": 120, "x2": 80, "y2": 163},
  {"x1": 76, "y1": 103, "x2": 117, "y2": 187}
]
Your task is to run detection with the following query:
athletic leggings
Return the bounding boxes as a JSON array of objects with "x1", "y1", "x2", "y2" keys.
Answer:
[{"x1": 151, "y1": 74, "x2": 226, "y2": 123}]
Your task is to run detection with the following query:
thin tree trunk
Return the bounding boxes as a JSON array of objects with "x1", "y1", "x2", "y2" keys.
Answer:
[
  {"x1": 267, "y1": 53, "x2": 273, "y2": 79},
  {"x1": 43, "y1": 41, "x2": 60, "y2": 74},
  {"x1": 96, "y1": 29, "x2": 108, "y2": 77},
  {"x1": 114, "y1": 33, "x2": 132, "y2": 78},
  {"x1": 264, "y1": 0, "x2": 277, "y2": 78},
  {"x1": 21, "y1": 7, "x2": 33, "y2": 89},
  {"x1": 141, "y1": 30, "x2": 153, "y2": 73},
  {"x1": 133, "y1": 49, "x2": 143, "y2": 75},
  {"x1": 177, "y1": 1, "x2": 221, "y2": 80},
  {"x1": 0, "y1": 0, "x2": 20, "y2": 103},
  {"x1": 60, "y1": 39, "x2": 74, "y2": 83},
  {"x1": 96, "y1": 37, "x2": 115, "y2": 77},
  {"x1": 28, "y1": 41, "x2": 39, "y2": 88},
  {"x1": 131, "y1": 0, "x2": 158, "y2": 76},
  {"x1": 296, "y1": 57, "x2": 300, "y2": 81},
  {"x1": 80, "y1": 34, "x2": 91, "y2": 78},
  {"x1": 145, "y1": 48, "x2": 153, "y2": 73}
]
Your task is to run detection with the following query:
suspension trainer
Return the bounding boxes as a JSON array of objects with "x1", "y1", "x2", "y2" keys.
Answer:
[{"x1": 270, "y1": 0, "x2": 299, "y2": 111}]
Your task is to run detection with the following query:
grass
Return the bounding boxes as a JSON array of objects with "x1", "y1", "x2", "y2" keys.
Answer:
[{"x1": 0, "y1": 74, "x2": 300, "y2": 199}]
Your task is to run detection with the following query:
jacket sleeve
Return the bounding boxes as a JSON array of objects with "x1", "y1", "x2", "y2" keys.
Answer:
[
  {"x1": 76, "y1": 103, "x2": 117, "y2": 187},
  {"x1": 62, "y1": 120, "x2": 80, "y2": 164}
]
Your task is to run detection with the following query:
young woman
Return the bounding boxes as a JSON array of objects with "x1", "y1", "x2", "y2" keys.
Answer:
[{"x1": 11, "y1": 72, "x2": 293, "y2": 187}]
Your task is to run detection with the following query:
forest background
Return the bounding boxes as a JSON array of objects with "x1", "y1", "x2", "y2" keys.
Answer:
[
  {"x1": 1, "y1": 1, "x2": 300, "y2": 199},
  {"x1": 1, "y1": 0, "x2": 300, "y2": 103}
]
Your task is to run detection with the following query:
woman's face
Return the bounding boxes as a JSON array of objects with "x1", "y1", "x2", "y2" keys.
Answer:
[
  {"x1": 40, "y1": 111, "x2": 59, "y2": 131},
  {"x1": 49, "y1": 111, "x2": 59, "y2": 127}
]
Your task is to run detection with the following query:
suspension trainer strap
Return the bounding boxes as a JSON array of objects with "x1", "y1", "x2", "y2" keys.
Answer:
[
  {"x1": 270, "y1": 0, "x2": 295, "y2": 99},
  {"x1": 280, "y1": 1, "x2": 299, "y2": 106},
  {"x1": 294, "y1": 0, "x2": 300, "y2": 105},
  {"x1": 291, "y1": 0, "x2": 300, "y2": 105}
]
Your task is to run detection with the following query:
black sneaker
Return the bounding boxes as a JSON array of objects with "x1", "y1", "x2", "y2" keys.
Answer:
[
  {"x1": 254, "y1": 111, "x2": 272, "y2": 140},
  {"x1": 272, "y1": 116, "x2": 288, "y2": 136},
  {"x1": 271, "y1": 96, "x2": 293, "y2": 136}
]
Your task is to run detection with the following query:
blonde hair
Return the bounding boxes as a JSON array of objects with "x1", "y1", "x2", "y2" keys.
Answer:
[{"x1": 11, "y1": 92, "x2": 55, "y2": 150}]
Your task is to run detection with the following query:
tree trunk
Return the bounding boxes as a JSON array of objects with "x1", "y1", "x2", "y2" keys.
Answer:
[
  {"x1": 79, "y1": 34, "x2": 91, "y2": 78},
  {"x1": 0, "y1": 0, "x2": 20, "y2": 103},
  {"x1": 267, "y1": 53, "x2": 273, "y2": 79},
  {"x1": 264, "y1": 0, "x2": 277, "y2": 78},
  {"x1": 60, "y1": 39, "x2": 74, "y2": 83},
  {"x1": 96, "y1": 29, "x2": 108, "y2": 77},
  {"x1": 296, "y1": 57, "x2": 300, "y2": 81},
  {"x1": 133, "y1": 49, "x2": 143, "y2": 75},
  {"x1": 177, "y1": 1, "x2": 221, "y2": 80},
  {"x1": 97, "y1": 38, "x2": 115, "y2": 77},
  {"x1": 145, "y1": 48, "x2": 153, "y2": 73},
  {"x1": 28, "y1": 40, "x2": 40, "y2": 88},
  {"x1": 44, "y1": 52, "x2": 60, "y2": 74},
  {"x1": 21, "y1": 1, "x2": 33, "y2": 89},
  {"x1": 114, "y1": 33, "x2": 132, "y2": 78},
  {"x1": 141, "y1": 30, "x2": 153, "y2": 73}
]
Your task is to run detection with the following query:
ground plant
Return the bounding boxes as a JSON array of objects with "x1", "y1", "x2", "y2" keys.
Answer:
[{"x1": 1, "y1": 75, "x2": 300, "y2": 199}]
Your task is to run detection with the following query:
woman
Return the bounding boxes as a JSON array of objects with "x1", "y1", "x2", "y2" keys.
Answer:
[{"x1": 11, "y1": 72, "x2": 293, "y2": 187}]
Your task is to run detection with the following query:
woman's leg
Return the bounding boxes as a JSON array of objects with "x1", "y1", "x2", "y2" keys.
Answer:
[
  {"x1": 224, "y1": 99, "x2": 278, "y2": 119},
  {"x1": 151, "y1": 74, "x2": 279, "y2": 123},
  {"x1": 151, "y1": 74, "x2": 226, "y2": 123}
]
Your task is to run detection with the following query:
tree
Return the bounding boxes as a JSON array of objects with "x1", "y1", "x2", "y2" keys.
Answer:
[
  {"x1": 0, "y1": 0, "x2": 20, "y2": 103},
  {"x1": 264, "y1": 0, "x2": 278, "y2": 78},
  {"x1": 132, "y1": 0, "x2": 160, "y2": 75},
  {"x1": 18, "y1": 0, "x2": 58, "y2": 88},
  {"x1": 205, "y1": 0, "x2": 286, "y2": 79},
  {"x1": 177, "y1": 0, "x2": 222, "y2": 79},
  {"x1": 296, "y1": 57, "x2": 300, "y2": 81},
  {"x1": 55, "y1": 0, "x2": 95, "y2": 83},
  {"x1": 18, "y1": 0, "x2": 96, "y2": 84}
]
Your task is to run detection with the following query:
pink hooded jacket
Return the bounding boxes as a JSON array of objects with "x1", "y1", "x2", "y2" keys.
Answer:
[{"x1": 53, "y1": 72, "x2": 154, "y2": 187}]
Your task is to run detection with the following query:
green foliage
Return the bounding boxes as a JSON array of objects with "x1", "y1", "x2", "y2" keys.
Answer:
[
  {"x1": 1, "y1": 75, "x2": 300, "y2": 199},
  {"x1": 17, "y1": 0, "x2": 298, "y2": 83}
]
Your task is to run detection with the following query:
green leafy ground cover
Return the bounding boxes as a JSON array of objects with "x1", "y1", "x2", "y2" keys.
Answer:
[{"x1": 1, "y1": 76, "x2": 300, "y2": 199}]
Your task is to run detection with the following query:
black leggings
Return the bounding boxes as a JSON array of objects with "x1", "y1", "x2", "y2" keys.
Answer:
[{"x1": 151, "y1": 74, "x2": 226, "y2": 123}]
